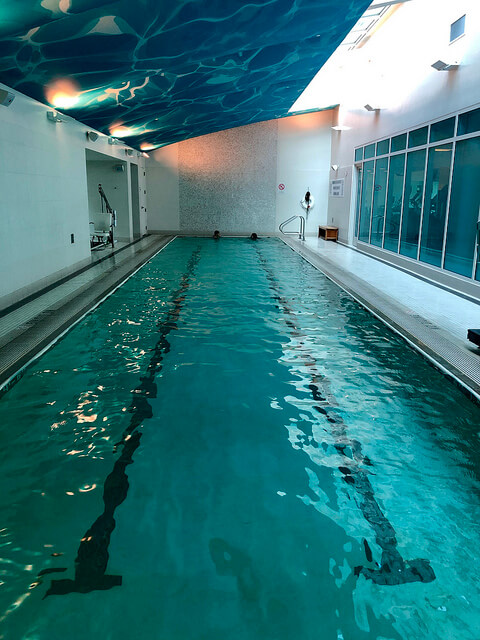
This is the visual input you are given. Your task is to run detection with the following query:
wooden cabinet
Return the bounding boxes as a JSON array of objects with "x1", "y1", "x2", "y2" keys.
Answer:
[{"x1": 318, "y1": 226, "x2": 338, "y2": 241}]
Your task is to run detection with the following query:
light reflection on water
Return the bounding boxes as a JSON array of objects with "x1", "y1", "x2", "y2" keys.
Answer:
[{"x1": 0, "y1": 238, "x2": 478, "y2": 639}]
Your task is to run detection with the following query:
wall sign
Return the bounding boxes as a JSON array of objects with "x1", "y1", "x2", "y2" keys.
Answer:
[
  {"x1": 330, "y1": 178, "x2": 344, "y2": 197},
  {"x1": 278, "y1": 183, "x2": 285, "y2": 191}
]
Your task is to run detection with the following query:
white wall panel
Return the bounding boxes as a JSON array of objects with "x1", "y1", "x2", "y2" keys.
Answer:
[{"x1": 0, "y1": 82, "x2": 144, "y2": 304}]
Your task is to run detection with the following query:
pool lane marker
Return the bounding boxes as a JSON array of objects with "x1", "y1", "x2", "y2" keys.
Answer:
[
  {"x1": 255, "y1": 245, "x2": 435, "y2": 586},
  {"x1": 45, "y1": 246, "x2": 201, "y2": 597}
]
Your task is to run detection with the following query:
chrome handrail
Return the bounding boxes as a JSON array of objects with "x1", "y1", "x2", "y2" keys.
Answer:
[
  {"x1": 279, "y1": 215, "x2": 305, "y2": 241},
  {"x1": 98, "y1": 183, "x2": 115, "y2": 248}
]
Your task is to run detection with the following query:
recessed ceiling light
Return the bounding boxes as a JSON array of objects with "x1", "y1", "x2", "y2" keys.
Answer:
[
  {"x1": 45, "y1": 78, "x2": 80, "y2": 110},
  {"x1": 110, "y1": 126, "x2": 134, "y2": 137},
  {"x1": 52, "y1": 94, "x2": 78, "y2": 109}
]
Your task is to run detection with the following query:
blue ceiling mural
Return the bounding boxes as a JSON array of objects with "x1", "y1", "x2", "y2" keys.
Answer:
[{"x1": 0, "y1": 0, "x2": 370, "y2": 149}]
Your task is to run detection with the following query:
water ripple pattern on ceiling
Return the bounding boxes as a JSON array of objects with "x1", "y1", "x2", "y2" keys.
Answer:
[{"x1": 0, "y1": 0, "x2": 370, "y2": 149}]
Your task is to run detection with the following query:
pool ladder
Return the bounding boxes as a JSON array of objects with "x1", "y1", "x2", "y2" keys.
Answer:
[{"x1": 279, "y1": 215, "x2": 305, "y2": 241}]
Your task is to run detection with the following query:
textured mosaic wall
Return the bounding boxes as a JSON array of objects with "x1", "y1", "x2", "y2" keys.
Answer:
[
  {"x1": 0, "y1": 0, "x2": 370, "y2": 149},
  {"x1": 178, "y1": 120, "x2": 278, "y2": 234}
]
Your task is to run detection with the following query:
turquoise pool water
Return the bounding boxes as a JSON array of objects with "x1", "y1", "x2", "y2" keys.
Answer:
[{"x1": 1, "y1": 237, "x2": 479, "y2": 639}]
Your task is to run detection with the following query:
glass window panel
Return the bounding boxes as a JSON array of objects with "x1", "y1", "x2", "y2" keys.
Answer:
[
  {"x1": 354, "y1": 165, "x2": 363, "y2": 237},
  {"x1": 458, "y1": 107, "x2": 480, "y2": 136},
  {"x1": 408, "y1": 126, "x2": 428, "y2": 148},
  {"x1": 400, "y1": 150, "x2": 426, "y2": 259},
  {"x1": 444, "y1": 136, "x2": 480, "y2": 277},
  {"x1": 450, "y1": 14, "x2": 465, "y2": 42},
  {"x1": 358, "y1": 160, "x2": 374, "y2": 242},
  {"x1": 391, "y1": 133, "x2": 407, "y2": 152},
  {"x1": 370, "y1": 157, "x2": 389, "y2": 247},
  {"x1": 364, "y1": 143, "x2": 375, "y2": 159},
  {"x1": 383, "y1": 153, "x2": 405, "y2": 252},
  {"x1": 430, "y1": 117, "x2": 455, "y2": 143},
  {"x1": 376, "y1": 139, "x2": 389, "y2": 156},
  {"x1": 355, "y1": 147, "x2": 363, "y2": 162},
  {"x1": 419, "y1": 144, "x2": 452, "y2": 267}
]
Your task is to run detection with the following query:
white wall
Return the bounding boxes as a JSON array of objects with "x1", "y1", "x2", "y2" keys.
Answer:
[
  {"x1": 146, "y1": 111, "x2": 333, "y2": 235},
  {"x1": 146, "y1": 144, "x2": 180, "y2": 233},
  {"x1": 0, "y1": 82, "x2": 146, "y2": 305},
  {"x1": 0, "y1": 84, "x2": 89, "y2": 301},
  {"x1": 137, "y1": 164, "x2": 148, "y2": 237},
  {"x1": 327, "y1": 0, "x2": 480, "y2": 243},
  {"x1": 276, "y1": 110, "x2": 333, "y2": 235}
]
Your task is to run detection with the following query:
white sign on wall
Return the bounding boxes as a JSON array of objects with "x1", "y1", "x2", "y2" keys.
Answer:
[{"x1": 330, "y1": 178, "x2": 344, "y2": 198}]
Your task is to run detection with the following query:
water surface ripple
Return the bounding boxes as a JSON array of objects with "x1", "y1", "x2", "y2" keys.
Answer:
[{"x1": 0, "y1": 237, "x2": 479, "y2": 640}]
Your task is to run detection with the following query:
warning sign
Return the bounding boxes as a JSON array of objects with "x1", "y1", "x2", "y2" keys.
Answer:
[
  {"x1": 278, "y1": 183, "x2": 285, "y2": 191},
  {"x1": 330, "y1": 179, "x2": 344, "y2": 198}
]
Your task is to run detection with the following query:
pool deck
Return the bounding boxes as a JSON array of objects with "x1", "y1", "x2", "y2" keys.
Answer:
[
  {"x1": 0, "y1": 235, "x2": 174, "y2": 394},
  {"x1": 283, "y1": 236, "x2": 480, "y2": 400},
  {"x1": 0, "y1": 233, "x2": 478, "y2": 400}
]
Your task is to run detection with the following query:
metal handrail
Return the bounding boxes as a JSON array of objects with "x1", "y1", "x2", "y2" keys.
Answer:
[
  {"x1": 97, "y1": 183, "x2": 115, "y2": 248},
  {"x1": 279, "y1": 215, "x2": 305, "y2": 241},
  {"x1": 98, "y1": 183, "x2": 113, "y2": 214}
]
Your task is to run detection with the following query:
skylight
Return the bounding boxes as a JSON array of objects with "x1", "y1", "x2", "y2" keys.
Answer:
[{"x1": 289, "y1": 0, "x2": 409, "y2": 113}]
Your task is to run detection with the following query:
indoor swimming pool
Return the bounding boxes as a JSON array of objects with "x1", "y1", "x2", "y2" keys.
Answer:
[{"x1": 1, "y1": 237, "x2": 479, "y2": 640}]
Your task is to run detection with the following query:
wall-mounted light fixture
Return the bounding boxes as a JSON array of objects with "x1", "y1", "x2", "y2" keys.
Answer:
[
  {"x1": 331, "y1": 125, "x2": 351, "y2": 131},
  {"x1": 364, "y1": 104, "x2": 381, "y2": 112},
  {"x1": 108, "y1": 136, "x2": 121, "y2": 145},
  {"x1": 0, "y1": 89, "x2": 15, "y2": 107},
  {"x1": 125, "y1": 149, "x2": 134, "y2": 157},
  {"x1": 431, "y1": 59, "x2": 459, "y2": 71},
  {"x1": 47, "y1": 110, "x2": 69, "y2": 123},
  {"x1": 331, "y1": 164, "x2": 339, "y2": 171},
  {"x1": 86, "y1": 131, "x2": 99, "y2": 142}
]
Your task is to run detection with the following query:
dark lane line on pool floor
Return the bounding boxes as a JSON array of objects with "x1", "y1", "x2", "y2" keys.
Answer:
[
  {"x1": 46, "y1": 247, "x2": 202, "y2": 597},
  {"x1": 255, "y1": 245, "x2": 435, "y2": 586}
]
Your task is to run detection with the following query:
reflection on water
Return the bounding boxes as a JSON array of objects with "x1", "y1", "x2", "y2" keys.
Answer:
[{"x1": 0, "y1": 238, "x2": 479, "y2": 640}]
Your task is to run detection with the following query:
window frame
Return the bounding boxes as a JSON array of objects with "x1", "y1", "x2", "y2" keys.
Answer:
[{"x1": 352, "y1": 103, "x2": 480, "y2": 281}]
